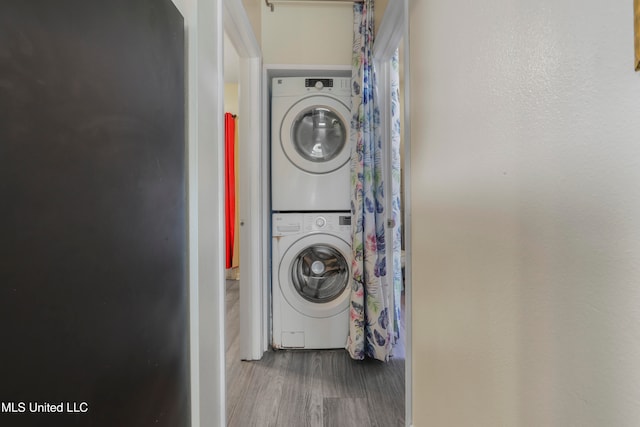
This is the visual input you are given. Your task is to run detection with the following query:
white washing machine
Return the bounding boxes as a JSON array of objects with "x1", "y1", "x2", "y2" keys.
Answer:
[
  {"x1": 272, "y1": 212, "x2": 351, "y2": 349},
  {"x1": 271, "y1": 76, "x2": 351, "y2": 211}
]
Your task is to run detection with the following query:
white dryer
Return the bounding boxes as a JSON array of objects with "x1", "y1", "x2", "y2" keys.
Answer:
[
  {"x1": 271, "y1": 77, "x2": 351, "y2": 211},
  {"x1": 272, "y1": 212, "x2": 351, "y2": 349}
]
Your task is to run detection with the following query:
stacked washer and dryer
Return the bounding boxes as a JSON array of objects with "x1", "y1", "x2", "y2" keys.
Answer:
[{"x1": 271, "y1": 76, "x2": 352, "y2": 349}]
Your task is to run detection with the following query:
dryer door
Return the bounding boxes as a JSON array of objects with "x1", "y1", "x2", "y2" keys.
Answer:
[
  {"x1": 279, "y1": 234, "x2": 351, "y2": 318},
  {"x1": 280, "y1": 96, "x2": 350, "y2": 174}
]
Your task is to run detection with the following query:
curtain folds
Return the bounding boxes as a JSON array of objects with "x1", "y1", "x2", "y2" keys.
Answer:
[
  {"x1": 224, "y1": 112, "x2": 236, "y2": 269},
  {"x1": 347, "y1": 0, "x2": 399, "y2": 362}
]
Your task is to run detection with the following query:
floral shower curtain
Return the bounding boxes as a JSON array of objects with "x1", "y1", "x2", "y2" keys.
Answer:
[
  {"x1": 390, "y1": 49, "x2": 403, "y2": 342},
  {"x1": 347, "y1": 0, "x2": 400, "y2": 362}
]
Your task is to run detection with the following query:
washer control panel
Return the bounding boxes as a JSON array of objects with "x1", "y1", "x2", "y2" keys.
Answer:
[
  {"x1": 273, "y1": 213, "x2": 303, "y2": 236},
  {"x1": 304, "y1": 214, "x2": 351, "y2": 232},
  {"x1": 272, "y1": 77, "x2": 351, "y2": 97}
]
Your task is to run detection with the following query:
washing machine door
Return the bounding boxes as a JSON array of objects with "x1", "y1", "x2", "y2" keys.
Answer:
[
  {"x1": 279, "y1": 233, "x2": 351, "y2": 318},
  {"x1": 280, "y1": 96, "x2": 351, "y2": 174}
]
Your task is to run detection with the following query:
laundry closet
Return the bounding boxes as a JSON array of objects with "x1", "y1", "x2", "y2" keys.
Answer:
[
  {"x1": 259, "y1": 0, "x2": 398, "y2": 355},
  {"x1": 270, "y1": 74, "x2": 352, "y2": 350},
  {"x1": 225, "y1": 0, "x2": 406, "y2": 424}
]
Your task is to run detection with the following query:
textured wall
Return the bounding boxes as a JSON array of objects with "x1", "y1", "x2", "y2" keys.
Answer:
[{"x1": 410, "y1": 0, "x2": 640, "y2": 425}]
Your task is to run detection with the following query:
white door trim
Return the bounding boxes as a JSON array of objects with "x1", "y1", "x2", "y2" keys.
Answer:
[
  {"x1": 187, "y1": 0, "x2": 226, "y2": 426},
  {"x1": 373, "y1": 1, "x2": 412, "y2": 426},
  {"x1": 223, "y1": 0, "x2": 264, "y2": 361},
  {"x1": 188, "y1": 0, "x2": 262, "y2": 426}
]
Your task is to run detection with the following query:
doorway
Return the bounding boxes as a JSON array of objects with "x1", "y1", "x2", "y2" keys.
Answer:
[
  {"x1": 215, "y1": 0, "x2": 412, "y2": 425},
  {"x1": 224, "y1": 30, "x2": 240, "y2": 282}
]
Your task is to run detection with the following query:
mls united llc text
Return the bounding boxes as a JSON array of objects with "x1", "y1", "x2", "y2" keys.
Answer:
[{"x1": 1, "y1": 402, "x2": 89, "y2": 414}]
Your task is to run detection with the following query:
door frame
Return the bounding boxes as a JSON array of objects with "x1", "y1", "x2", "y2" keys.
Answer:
[
  {"x1": 373, "y1": 1, "x2": 412, "y2": 425},
  {"x1": 223, "y1": 0, "x2": 266, "y2": 361},
  {"x1": 189, "y1": 0, "x2": 411, "y2": 425},
  {"x1": 184, "y1": 0, "x2": 226, "y2": 424},
  {"x1": 186, "y1": 0, "x2": 263, "y2": 426}
]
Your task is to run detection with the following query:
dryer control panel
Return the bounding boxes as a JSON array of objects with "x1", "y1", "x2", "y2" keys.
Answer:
[{"x1": 305, "y1": 78, "x2": 333, "y2": 89}]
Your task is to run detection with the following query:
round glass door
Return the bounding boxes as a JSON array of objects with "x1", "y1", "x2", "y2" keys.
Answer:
[
  {"x1": 280, "y1": 96, "x2": 351, "y2": 174},
  {"x1": 291, "y1": 107, "x2": 346, "y2": 163},
  {"x1": 290, "y1": 244, "x2": 349, "y2": 303}
]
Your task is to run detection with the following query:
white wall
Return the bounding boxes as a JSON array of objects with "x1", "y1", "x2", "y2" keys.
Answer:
[
  {"x1": 224, "y1": 32, "x2": 240, "y2": 83},
  {"x1": 410, "y1": 0, "x2": 640, "y2": 426},
  {"x1": 242, "y1": 0, "x2": 261, "y2": 45},
  {"x1": 260, "y1": 1, "x2": 389, "y2": 65},
  {"x1": 261, "y1": 2, "x2": 353, "y2": 65},
  {"x1": 224, "y1": 82, "x2": 239, "y2": 114}
]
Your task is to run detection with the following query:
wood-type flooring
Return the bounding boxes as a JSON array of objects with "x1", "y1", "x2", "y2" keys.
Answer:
[{"x1": 225, "y1": 280, "x2": 405, "y2": 427}]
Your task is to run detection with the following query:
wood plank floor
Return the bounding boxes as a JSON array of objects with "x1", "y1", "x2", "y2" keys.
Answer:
[{"x1": 225, "y1": 280, "x2": 405, "y2": 427}]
